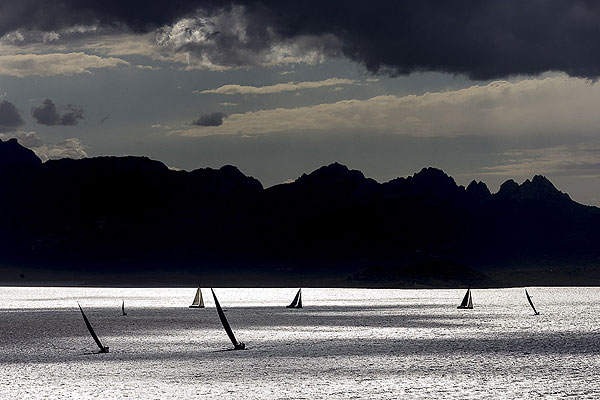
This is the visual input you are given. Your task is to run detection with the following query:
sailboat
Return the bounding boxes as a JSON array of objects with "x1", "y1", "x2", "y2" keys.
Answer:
[
  {"x1": 525, "y1": 289, "x2": 540, "y2": 315},
  {"x1": 189, "y1": 286, "x2": 205, "y2": 308},
  {"x1": 211, "y1": 289, "x2": 245, "y2": 350},
  {"x1": 77, "y1": 303, "x2": 109, "y2": 353},
  {"x1": 286, "y1": 288, "x2": 303, "y2": 308},
  {"x1": 457, "y1": 288, "x2": 473, "y2": 309},
  {"x1": 121, "y1": 300, "x2": 127, "y2": 316}
]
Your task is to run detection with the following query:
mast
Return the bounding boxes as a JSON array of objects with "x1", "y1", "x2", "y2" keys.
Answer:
[
  {"x1": 525, "y1": 289, "x2": 540, "y2": 315},
  {"x1": 78, "y1": 303, "x2": 109, "y2": 353},
  {"x1": 211, "y1": 289, "x2": 245, "y2": 350}
]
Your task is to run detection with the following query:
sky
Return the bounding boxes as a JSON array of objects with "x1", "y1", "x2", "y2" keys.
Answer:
[{"x1": 2, "y1": 1, "x2": 600, "y2": 205}]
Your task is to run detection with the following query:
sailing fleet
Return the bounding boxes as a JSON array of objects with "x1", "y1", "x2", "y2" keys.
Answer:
[{"x1": 77, "y1": 287, "x2": 541, "y2": 354}]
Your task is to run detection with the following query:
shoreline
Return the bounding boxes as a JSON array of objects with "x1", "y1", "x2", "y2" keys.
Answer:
[{"x1": 2, "y1": 281, "x2": 600, "y2": 289}]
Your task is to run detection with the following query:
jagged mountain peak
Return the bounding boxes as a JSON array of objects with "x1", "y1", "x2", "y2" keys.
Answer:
[
  {"x1": 496, "y1": 175, "x2": 570, "y2": 203},
  {"x1": 296, "y1": 162, "x2": 375, "y2": 187},
  {"x1": 413, "y1": 166, "x2": 454, "y2": 180},
  {"x1": 497, "y1": 179, "x2": 519, "y2": 196},
  {"x1": 383, "y1": 166, "x2": 464, "y2": 199},
  {"x1": 466, "y1": 180, "x2": 492, "y2": 199},
  {"x1": 411, "y1": 167, "x2": 460, "y2": 188},
  {"x1": 188, "y1": 164, "x2": 263, "y2": 193}
]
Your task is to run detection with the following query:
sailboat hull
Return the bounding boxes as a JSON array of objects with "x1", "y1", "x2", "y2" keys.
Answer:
[{"x1": 188, "y1": 305, "x2": 205, "y2": 308}]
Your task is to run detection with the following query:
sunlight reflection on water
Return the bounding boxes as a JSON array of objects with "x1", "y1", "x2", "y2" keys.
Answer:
[{"x1": 1, "y1": 287, "x2": 599, "y2": 398}]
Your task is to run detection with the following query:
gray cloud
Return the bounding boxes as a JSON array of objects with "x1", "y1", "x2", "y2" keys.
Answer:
[
  {"x1": 0, "y1": 52, "x2": 129, "y2": 77},
  {"x1": 31, "y1": 99, "x2": 85, "y2": 126},
  {"x1": 482, "y1": 144, "x2": 600, "y2": 177},
  {"x1": 197, "y1": 78, "x2": 357, "y2": 95},
  {"x1": 173, "y1": 76, "x2": 600, "y2": 137},
  {"x1": 0, "y1": 100, "x2": 24, "y2": 130},
  {"x1": 192, "y1": 111, "x2": 227, "y2": 127}
]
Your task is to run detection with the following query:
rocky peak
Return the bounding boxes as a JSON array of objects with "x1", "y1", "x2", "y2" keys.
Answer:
[
  {"x1": 466, "y1": 180, "x2": 492, "y2": 200},
  {"x1": 519, "y1": 175, "x2": 570, "y2": 202},
  {"x1": 296, "y1": 162, "x2": 376, "y2": 189},
  {"x1": 495, "y1": 175, "x2": 571, "y2": 203},
  {"x1": 496, "y1": 179, "x2": 519, "y2": 197}
]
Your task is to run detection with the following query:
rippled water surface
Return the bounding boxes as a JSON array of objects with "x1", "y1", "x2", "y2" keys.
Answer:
[{"x1": 1, "y1": 287, "x2": 599, "y2": 399}]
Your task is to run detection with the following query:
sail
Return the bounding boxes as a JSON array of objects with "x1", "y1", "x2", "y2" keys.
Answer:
[
  {"x1": 211, "y1": 289, "x2": 240, "y2": 348},
  {"x1": 286, "y1": 289, "x2": 302, "y2": 308},
  {"x1": 189, "y1": 286, "x2": 205, "y2": 308},
  {"x1": 78, "y1": 303, "x2": 108, "y2": 353},
  {"x1": 122, "y1": 300, "x2": 127, "y2": 316},
  {"x1": 457, "y1": 288, "x2": 473, "y2": 309},
  {"x1": 525, "y1": 289, "x2": 540, "y2": 315},
  {"x1": 197, "y1": 288, "x2": 204, "y2": 307}
]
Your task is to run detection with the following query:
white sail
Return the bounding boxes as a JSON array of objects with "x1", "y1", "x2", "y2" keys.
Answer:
[
  {"x1": 189, "y1": 286, "x2": 205, "y2": 308},
  {"x1": 197, "y1": 288, "x2": 204, "y2": 307},
  {"x1": 466, "y1": 290, "x2": 473, "y2": 309}
]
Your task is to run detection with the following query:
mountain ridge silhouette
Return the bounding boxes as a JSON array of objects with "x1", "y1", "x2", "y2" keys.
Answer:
[{"x1": 1, "y1": 138, "x2": 598, "y2": 287}]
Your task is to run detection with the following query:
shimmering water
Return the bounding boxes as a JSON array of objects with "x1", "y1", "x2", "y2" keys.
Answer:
[{"x1": 1, "y1": 287, "x2": 599, "y2": 399}]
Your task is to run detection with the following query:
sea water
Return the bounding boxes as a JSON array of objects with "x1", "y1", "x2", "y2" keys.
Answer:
[{"x1": 0, "y1": 287, "x2": 599, "y2": 399}]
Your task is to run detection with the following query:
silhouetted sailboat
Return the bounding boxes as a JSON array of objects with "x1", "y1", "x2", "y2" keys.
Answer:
[
  {"x1": 189, "y1": 286, "x2": 205, "y2": 308},
  {"x1": 457, "y1": 288, "x2": 473, "y2": 309},
  {"x1": 121, "y1": 300, "x2": 127, "y2": 316},
  {"x1": 211, "y1": 289, "x2": 245, "y2": 350},
  {"x1": 78, "y1": 303, "x2": 109, "y2": 353},
  {"x1": 525, "y1": 289, "x2": 540, "y2": 315},
  {"x1": 286, "y1": 288, "x2": 303, "y2": 308}
]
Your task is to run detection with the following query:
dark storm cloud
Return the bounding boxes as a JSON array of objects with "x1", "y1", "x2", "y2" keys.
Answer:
[
  {"x1": 5, "y1": 1, "x2": 600, "y2": 79},
  {"x1": 31, "y1": 99, "x2": 85, "y2": 126},
  {"x1": 192, "y1": 112, "x2": 227, "y2": 127},
  {"x1": 0, "y1": 100, "x2": 24, "y2": 130},
  {"x1": 0, "y1": 1, "x2": 214, "y2": 35}
]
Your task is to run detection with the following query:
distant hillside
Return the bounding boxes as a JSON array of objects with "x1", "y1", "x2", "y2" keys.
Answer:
[{"x1": 1, "y1": 138, "x2": 599, "y2": 287}]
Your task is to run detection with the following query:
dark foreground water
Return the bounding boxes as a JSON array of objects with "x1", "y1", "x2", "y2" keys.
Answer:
[{"x1": 0, "y1": 287, "x2": 599, "y2": 399}]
